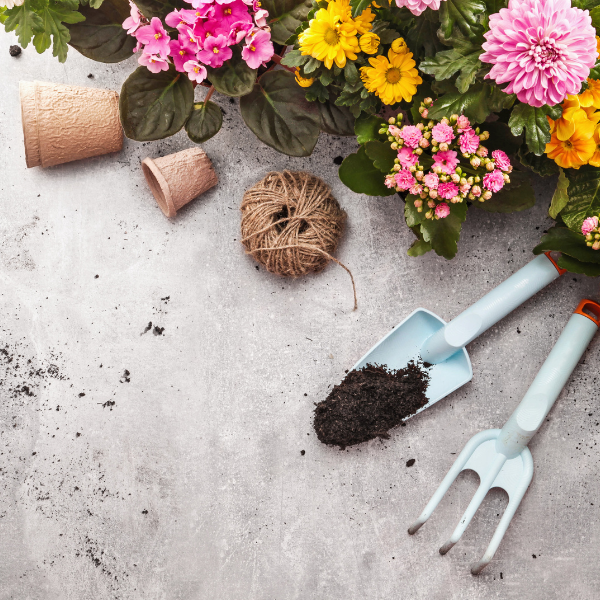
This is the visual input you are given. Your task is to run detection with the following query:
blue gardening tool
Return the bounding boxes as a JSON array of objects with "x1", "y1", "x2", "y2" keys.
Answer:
[
  {"x1": 352, "y1": 253, "x2": 565, "y2": 412},
  {"x1": 408, "y1": 299, "x2": 600, "y2": 575}
]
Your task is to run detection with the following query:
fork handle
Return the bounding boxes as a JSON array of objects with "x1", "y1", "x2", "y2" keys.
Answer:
[{"x1": 496, "y1": 300, "x2": 600, "y2": 459}]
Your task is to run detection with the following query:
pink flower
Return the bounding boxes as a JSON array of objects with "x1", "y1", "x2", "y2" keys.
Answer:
[
  {"x1": 480, "y1": 0, "x2": 598, "y2": 107},
  {"x1": 582, "y1": 216, "x2": 599, "y2": 235},
  {"x1": 135, "y1": 17, "x2": 170, "y2": 57},
  {"x1": 138, "y1": 52, "x2": 170, "y2": 73},
  {"x1": 123, "y1": 1, "x2": 142, "y2": 35},
  {"x1": 456, "y1": 115, "x2": 470, "y2": 131},
  {"x1": 395, "y1": 170, "x2": 416, "y2": 191},
  {"x1": 476, "y1": 146, "x2": 488, "y2": 158},
  {"x1": 198, "y1": 34, "x2": 232, "y2": 68},
  {"x1": 164, "y1": 9, "x2": 197, "y2": 30},
  {"x1": 399, "y1": 125, "x2": 423, "y2": 148},
  {"x1": 409, "y1": 183, "x2": 423, "y2": 196},
  {"x1": 483, "y1": 170, "x2": 505, "y2": 193},
  {"x1": 184, "y1": 60, "x2": 208, "y2": 83},
  {"x1": 438, "y1": 182, "x2": 459, "y2": 200},
  {"x1": 242, "y1": 29, "x2": 274, "y2": 69},
  {"x1": 194, "y1": 19, "x2": 228, "y2": 48},
  {"x1": 169, "y1": 37, "x2": 197, "y2": 72},
  {"x1": 491, "y1": 150, "x2": 511, "y2": 171},
  {"x1": 216, "y1": 0, "x2": 238, "y2": 4},
  {"x1": 432, "y1": 122, "x2": 454, "y2": 144},
  {"x1": 229, "y1": 20, "x2": 253, "y2": 44},
  {"x1": 388, "y1": 125, "x2": 402, "y2": 137},
  {"x1": 472, "y1": 185, "x2": 482, "y2": 197},
  {"x1": 394, "y1": 0, "x2": 442, "y2": 17},
  {"x1": 459, "y1": 129, "x2": 480, "y2": 154},
  {"x1": 433, "y1": 150, "x2": 459, "y2": 175},
  {"x1": 435, "y1": 203, "x2": 450, "y2": 219},
  {"x1": 385, "y1": 175, "x2": 396, "y2": 189},
  {"x1": 254, "y1": 8, "x2": 269, "y2": 27},
  {"x1": 213, "y1": 0, "x2": 251, "y2": 27},
  {"x1": 397, "y1": 147, "x2": 418, "y2": 169},
  {"x1": 423, "y1": 172, "x2": 439, "y2": 190},
  {"x1": 460, "y1": 182, "x2": 471, "y2": 194}
]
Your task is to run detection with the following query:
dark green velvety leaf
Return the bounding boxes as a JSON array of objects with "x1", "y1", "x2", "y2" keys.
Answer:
[
  {"x1": 185, "y1": 100, "x2": 223, "y2": 144},
  {"x1": 549, "y1": 168, "x2": 569, "y2": 220},
  {"x1": 406, "y1": 11, "x2": 443, "y2": 60},
  {"x1": 355, "y1": 113, "x2": 383, "y2": 145},
  {"x1": 473, "y1": 173, "x2": 535, "y2": 213},
  {"x1": 240, "y1": 70, "x2": 320, "y2": 157},
  {"x1": 556, "y1": 254, "x2": 600, "y2": 277},
  {"x1": 364, "y1": 140, "x2": 396, "y2": 173},
  {"x1": 508, "y1": 103, "x2": 561, "y2": 156},
  {"x1": 427, "y1": 83, "x2": 491, "y2": 124},
  {"x1": 119, "y1": 65, "x2": 194, "y2": 141},
  {"x1": 262, "y1": 0, "x2": 312, "y2": 45},
  {"x1": 207, "y1": 46, "x2": 257, "y2": 97},
  {"x1": 68, "y1": 0, "x2": 136, "y2": 63},
  {"x1": 3, "y1": 0, "x2": 44, "y2": 48},
  {"x1": 339, "y1": 146, "x2": 394, "y2": 196},
  {"x1": 420, "y1": 201, "x2": 468, "y2": 259},
  {"x1": 404, "y1": 195, "x2": 426, "y2": 228},
  {"x1": 318, "y1": 98, "x2": 355, "y2": 136},
  {"x1": 133, "y1": 0, "x2": 186, "y2": 20},
  {"x1": 407, "y1": 238, "x2": 433, "y2": 257},
  {"x1": 439, "y1": 0, "x2": 486, "y2": 40},
  {"x1": 561, "y1": 165, "x2": 600, "y2": 232},
  {"x1": 419, "y1": 49, "x2": 481, "y2": 94},
  {"x1": 533, "y1": 226, "x2": 600, "y2": 264}
]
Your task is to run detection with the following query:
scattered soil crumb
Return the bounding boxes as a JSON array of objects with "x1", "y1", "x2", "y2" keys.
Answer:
[
  {"x1": 141, "y1": 322, "x2": 152, "y2": 335},
  {"x1": 406, "y1": 458, "x2": 416, "y2": 467},
  {"x1": 120, "y1": 370, "x2": 130, "y2": 383},
  {"x1": 9, "y1": 45, "x2": 21, "y2": 57},
  {"x1": 152, "y1": 326, "x2": 164, "y2": 336},
  {"x1": 101, "y1": 400, "x2": 116, "y2": 410}
]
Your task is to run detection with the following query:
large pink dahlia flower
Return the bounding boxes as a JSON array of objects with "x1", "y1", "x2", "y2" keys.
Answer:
[
  {"x1": 395, "y1": 0, "x2": 444, "y2": 17},
  {"x1": 480, "y1": 0, "x2": 598, "y2": 107}
]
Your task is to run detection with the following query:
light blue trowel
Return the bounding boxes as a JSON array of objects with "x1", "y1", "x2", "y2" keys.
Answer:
[{"x1": 352, "y1": 252, "x2": 566, "y2": 413}]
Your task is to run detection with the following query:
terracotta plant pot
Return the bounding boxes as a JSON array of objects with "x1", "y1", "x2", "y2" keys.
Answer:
[
  {"x1": 141, "y1": 148, "x2": 218, "y2": 218},
  {"x1": 19, "y1": 81, "x2": 123, "y2": 169}
]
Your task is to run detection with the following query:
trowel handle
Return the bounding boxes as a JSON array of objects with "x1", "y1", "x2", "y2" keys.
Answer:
[
  {"x1": 421, "y1": 253, "x2": 564, "y2": 364},
  {"x1": 496, "y1": 300, "x2": 600, "y2": 459}
]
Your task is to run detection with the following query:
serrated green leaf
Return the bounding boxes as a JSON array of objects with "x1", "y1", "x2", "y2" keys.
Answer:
[
  {"x1": 407, "y1": 238, "x2": 432, "y2": 257},
  {"x1": 405, "y1": 195, "x2": 426, "y2": 228},
  {"x1": 420, "y1": 201, "x2": 468, "y2": 259},
  {"x1": 3, "y1": 0, "x2": 44, "y2": 49},
  {"x1": 32, "y1": 0, "x2": 85, "y2": 62},
  {"x1": 354, "y1": 113, "x2": 382, "y2": 145},
  {"x1": 560, "y1": 165, "x2": 600, "y2": 232},
  {"x1": 508, "y1": 104, "x2": 559, "y2": 156},
  {"x1": 262, "y1": 0, "x2": 312, "y2": 45},
  {"x1": 339, "y1": 146, "x2": 394, "y2": 196},
  {"x1": 420, "y1": 49, "x2": 481, "y2": 94},
  {"x1": 185, "y1": 100, "x2": 223, "y2": 144},
  {"x1": 439, "y1": 0, "x2": 486, "y2": 40},
  {"x1": 556, "y1": 254, "x2": 600, "y2": 276},
  {"x1": 533, "y1": 226, "x2": 600, "y2": 264},
  {"x1": 364, "y1": 140, "x2": 396, "y2": 173},
  {"x1": 303, "y1": 56, "x2": 321, "y2": 74},
  {"x1": 427, "y1": 83, "x2": 492, "y2": 124},
  {"x1": 344, "y1": 60, "x2": 359, "y2": 83},
  {"x1": 281, "y1": 49, "x2": 309, "y2": 68},
  {"x1": 549, "y1": 169, "x2": 570, "y2": 219}
]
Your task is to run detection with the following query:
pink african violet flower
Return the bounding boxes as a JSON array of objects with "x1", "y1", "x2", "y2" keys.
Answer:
[
  {"x1": 456, "y1": 115, "x2": 470, "y2": 131},
  {"x1": 435, "y1": 203, "x2": 451, "y2": 219},
  {"x1": 395, "y1": 0, "x2": 443, "y2": 17},
  {"x1": 194, "y1": 19, "x2": 228, "y2": 48},
  {"x1": 198, "y1": 34, "x2": 232, "y2": 67},
  {"x1": 432, "y1": 123, "x2": 454, "y2": 144},
  {"x1": 138, "y1": 52, "x2": 170, "y2": 73},
  {"x1": 164, "y1": 9, "x2": 197, "y2": 30},
  {"x1": 491, "y1": 150, "x2": 511, "y2": 171},
  {"x1": 433, "y1": 150, "x2": 459, "y2": 174},
  {"x1": 395, "y1": 170, "x2": 416, "y2": 191},
  {"x1": 399, "y1": 125, "x2": 423, "y2": 149},
  {"x1": 423, "y1": 172, "x2": 439, "y2": 190},
  {"x1": 184, "y1": 60, "x2": 208, "y2": 83},
  {"x1": 397, "y1": 147, "x2": 418, "y2": 169},
  {"x1": 582, "y1": 216, "x2": 599, "y2": 235},
  {"x1": 242, "y1": 29, "x2": 274, "y2": 69},
  {"x1": 480, "y1": 0, "x2": 598, "y2": 107},
  {"x1": 213, "y1": 0, "x2": 251, "y2": 27},
  {"x1": 133, "y1": 40, "x2": 143, "y2": 53},
  {"x1": 229, "y1": 20, "x2": 254, "y2": 44},
  {"x1": 135, "y1": 17, "x2": 170, "y2": 57},
  {"x1": 483, "y1": 170, "x2": 505, "y2": 193},
  {"x1": 458, "y1": 129, "x2": 480, "y2": 154},
  {"x1": 437, "y1": 182, "x2": 459, "y2": 200},
  {"x1": 254, "y1": 8, "x2": 269, "y2": 27},
  {"x1": 410, "y1": 183, "x2": 423, "y2": 196},
  {"x1": 216, "y1": 0, "x2": 237, "y2": 4},
  {"x1": 169, "y1": 37, "x2": 197, "y2": 72},
  {"x1": 123, "y1": 1, "x2": 142, "y2": 35}
]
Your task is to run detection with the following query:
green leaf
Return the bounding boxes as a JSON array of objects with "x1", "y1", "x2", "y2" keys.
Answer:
[
  {"x1": 473, "y1": 173, "x2": 535, "y2": 213},
  {"x1": 119, "y1": 65, "x2": 194, "y2": 141},
  {"x1": 344, "y1": 60, "x2": 359, "y2": 84},
  {"x1": 67, "y1": 0, "x2": 136, "y2": 63},
  {"x1": 407, "y1": 238, "x2": 433, "y2": 257},
  {"x1": 354, "y1": 113, "x2": 383, "y2": 145},
  {"x1": 560, "y1": 165, "x2": 600, "y2": 232},
  {"x1": 487, "y1": 85, "x2": 516, "y2": 112},
  {"x1": 419, "y1": 49, "x2": 481, "y2": 94},
  {"x1": 556, "y1": 254, "x2": 600, "y2": 277},
  {"x1": 427, "y1": 83, "x2": 492, "y2": 124},
  {"x1": 3, "y1": 0, "x2": 44, "y2": 49},
  {"x1": 132, "y1": 0, "x2": 187, "y2": 20},
  {"x1": 280, "y1": 49, "x2": 308, "y2": 68},
  {"x1": 549, "y1": 169, "x2": 570, "y2": 220},
  {"x1": 533, "y1": 226, "x2": 600, "y2": 264},
  {"x1": 590, "y1": 5, "x2": 600, "y2": 27},
  {"x1": 517, "y1": 144, "x2": 559, "y2": 176},
  {"x1": 404, "y1": 195, "x2": 426, "y2": 228},
  {"x1": 240, "y1": 70, "x2": 321, "y2": 157},
  {"x1": 32, "y1": 0, "x2": 85, "y2": 62},
  {"x1": 339, "y1": 146, "x2": 395, "y2": 196},
  {"x1": 206, "y1": 46, "x2": 257, "y2": 97},
  {"x1": 262, "y1": 0, "x2": 312, "y2": 45},
  {"x1": 364, "y1": 140, "x2": 396, "y2": 173},
  {"x1": 318, "y1": 97, "x2": 355, "y2": 136},
  {"x1": 420, "y1": 201, "x2": 468, "y2": 259},
  {"x1": 439, "y1": 0, "x2": 486, "y2": 40},
  {"x1": 350, "y1": 0, "x2": 371, "y2": 17},
  {"x1": 508, "y1": 103, "x2": 561, "y2": 156},
  {"x1": 406, "y1": 11, "x2": 444, "y2": 60},
  {"x1": 185, "y1": 100, "x2": 223, "y2": 144}
]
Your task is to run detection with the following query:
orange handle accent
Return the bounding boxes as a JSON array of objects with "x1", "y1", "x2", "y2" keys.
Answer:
[
  {"x1": 575, "y1": 299, "x2": 600, "y2": 327},
  {"x1": 544, "y1": 252, "x2": 567, "y2": 275}
]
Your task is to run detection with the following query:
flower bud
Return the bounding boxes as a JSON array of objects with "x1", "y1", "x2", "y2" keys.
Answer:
[
  {"x1": 440, "y1": 175, "x2": 448, "y2": 182},
  {"x1": 483, "y1": 190, "x2": 492, "y2": 200},
  {"x1": 415, "y1": 147, "x2": 423, "y2": 155},
  {"x1": 414, "y1": 199, "x2": 423, "y2": 208},
  {"x1": 428, "y1": 200, "x2": 436, "y2": 209},
  {"x1": 479, "y1": 130, "x2": 489, "y2": 141},
  {"x1": 425, "y1": 210, "x2": 434, "y2": 219},
  {"x1": 409, "y1": 165, "x2": 417, "y2": 172},
  {"x1": 439, "y1": 142, "x2": 449, "y2": 152},
  {"x1": 451, "y1": 173, "x2": 460, "y2": 183},
  {"x1": 424, "y1": 97, "x2": 433, "y2": 105},
  {"x1": 451, "y1": 196, "x2": 461, "y2": 204},
  {"x1": 460, "y1": 177, "x2": 467, "y2": 185},
  {"x1": 503, "y1": 174, "x2": 510, "y2": 183},
  {"x1": 393, "y1": 164, "x2": 401, "y2": 171},
  {"x1": 420, "y1": 191, "x2": 427, "y2": 199},
  {"x1": 418, "y1": 106, "x2": 425, "y2": 115},
  {"x1": 474, "y1": 176, "x2": 481, "y2": 183},
  {"x1": 441, "y1": 117, "x2": 449, "y2": 125},
  {"x1": 422, "y1": 109, "x2": 429, "y2": 118},
  {"x1": 423, "y1": 131, "x2": 431, "y2": 139},
  {"x1": 471, "y1": 185, "x2": 481, "y2": 197},
  {"x1": 429, "y1": 189, "x2": 438, "y2": 199},
  {"x1": 379, "y1": 128, "x2": 387, "y2": 134},
  {"x1": 391, "y1": 142, "x2": 398, "y2": 150},
  {"x1": 416, "y1": 122, "x2": 425, "y2": 131},
  {"x1": 467, "y1": 177, "x2": 474, "y2": 185},
  {"x1": 450, "y1": 114, "x2": 458, "y2": 123},
  {"x1": 417, "y1": 207, "x2": 423, "y2": 213},
  {"x1": 388, "y1": 117, "x2": 396, "y2": 124},
  {"x1": 462, "y1": 152, "x2": 470, "y2": 158},
  {"x1": 415, "y1": 170, "x2": 424, "y2": 181},
  {"x1": 432, "y1": 165, "x2": 442, "y2": 174},
  {"x1": 470, "y1": 156, "x2": 481, "y2": 168},
  {"x1": 394, "y1": 158, "x2": 399, "y2": 164},
  {"x1": 419, "y1": 138, "x2": 430, "y2": 148},
  {"x1": 388, "y1": 136, "x2": 395, "y2": 142},
  {"x1": 593, "y1": 241, "x2": 600, "y2": 251},
  {"x1": 468, "y1": 193, "x2": 475, "y2": 200},
  {"x1": 486, "y1": 161, "x2": 495, "y2": 171}
]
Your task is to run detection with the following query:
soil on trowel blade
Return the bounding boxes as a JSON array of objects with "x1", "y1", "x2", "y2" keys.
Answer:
[{"x1": 313, "y1": 361, "x2": 430, "y2": 449}]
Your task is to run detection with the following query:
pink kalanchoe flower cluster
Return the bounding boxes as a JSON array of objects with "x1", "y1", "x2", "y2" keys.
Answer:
[
  {"x1": 480, "y1": 0, "x2": 598, "y2": 107},
  {"x1": 582, "y1": 215, "x2": 600, "y2": 250},
  {"x1": 123, "y1": 0, "x2": 274, "y2": 80},
  {"x1": 383, "y1": 99, "x2": 513, "y2": 220},
  {"x1": 395, "y1": 0, "x2": 444, "y2": 17}
]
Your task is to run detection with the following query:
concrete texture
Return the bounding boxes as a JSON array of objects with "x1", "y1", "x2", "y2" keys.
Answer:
[{"x1": 1, "y1": 32, "x2": 599, "y2": 600}]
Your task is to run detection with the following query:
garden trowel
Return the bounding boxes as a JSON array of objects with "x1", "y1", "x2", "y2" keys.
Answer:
[{"x1": 351, "y1": 252, "x2": 565, "y2": 413}]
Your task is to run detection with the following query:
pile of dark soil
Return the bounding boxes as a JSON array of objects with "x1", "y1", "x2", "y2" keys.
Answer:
[{"x1": 314, "y1": 362, "x2": 430, "y2": 449}]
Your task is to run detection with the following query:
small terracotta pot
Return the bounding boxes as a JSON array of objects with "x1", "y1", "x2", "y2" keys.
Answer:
[
  {"x1": 19, "y1": 81, "x2": 123, "y2": 168},
  {"x1": 141, "y1": 148, "x2": 218, "y2": 218}
]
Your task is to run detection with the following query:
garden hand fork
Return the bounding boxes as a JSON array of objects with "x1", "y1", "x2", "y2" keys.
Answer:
[{"x1": 408, "y1": 299, "x2": 600, "y2": 575}]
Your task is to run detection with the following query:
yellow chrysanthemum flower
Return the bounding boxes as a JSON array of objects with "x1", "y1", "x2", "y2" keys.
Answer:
[
  {"x1": 360, "y1": 49, "x2": 422, "y2": 105},
  {"x1": 391, "y1": 37, "x2": 408, "y2": 54},
  {"x1": 588, "y1": 127, "x2": 600, "y2": 167},
  {"x1": 579, "y1": 79, "x2": 600, "y2": 110},
  {"x1": 545, "y1": 123, "x2": 596, "y2": 169},
  {"x1": 353, "y1": 7, "x2": 375, "y2": 34},
  {"x1": 298, "y1": 7, "x2": 359, "y2": 69},
  {"x1": 295, "y1": 68, "x2": 315, "y2": 88},
  {"x1": 327, "y1": 0, "x2": 374, "y2": 34},
  {"x1": 359, "y1": 32, "x2": 380, "y2": 54}
]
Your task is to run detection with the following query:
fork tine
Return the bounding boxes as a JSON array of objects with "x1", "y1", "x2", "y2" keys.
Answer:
[
  {"x1": 439, "y1": 453, "x2": 507, "y2": 555},
  {"x1": 408, "y1": 430, "x2": 497, "y2": 535}
]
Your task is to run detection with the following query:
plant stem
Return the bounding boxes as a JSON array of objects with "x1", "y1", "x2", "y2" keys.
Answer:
[
  {"x1": 204, "y1": 85, "x2": 215, "y2": 106},
  {"x1": 270, "y1": 54, "x2": 295, "y2": 74}
]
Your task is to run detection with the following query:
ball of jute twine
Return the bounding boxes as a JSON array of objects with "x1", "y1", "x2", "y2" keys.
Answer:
[{"x1": 241, "y1": 171, "x2": 357, "y2": 310}]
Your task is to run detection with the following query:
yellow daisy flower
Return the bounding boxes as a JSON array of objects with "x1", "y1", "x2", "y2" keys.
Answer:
[
  {"x1": 298, "y1": 7, "x2": 359, "y2": 69},
  {"x1": 588, "y1": 127, "x2": 600, "y2": 167},
  {"x1": 391, "y1": 37, "x2": 408, "y2": 54},
  {"x1": 579, "y1": 79, "x2": 600, "y2": 110},
  {"x1": 359, "y1": 32, "x2": 380, "y2": 54},
  {"x1": 360, "y1": 49, "x2": 422, "y2": 105},
  {"x1": 545, "y1": 123, "x2": 596, "y2": 169},
  {"x1": 327, "y1": 0, "x2": 375, "y2": 34},
  {"x1": 295, "y1": 68, "x2": 315, "y2": 88}
]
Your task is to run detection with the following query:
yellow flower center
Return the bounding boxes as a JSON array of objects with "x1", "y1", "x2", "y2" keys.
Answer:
[
  {"x1": 179, "y1": 50, "x2": 185, "y2": 55},
  {"x1": 250, "y1": 45, "x2": 256, "y2": 51},
  {"x1": 213, "y1": 47, "x2": 219, "y2": 54},
  {"x1": 224, "y1": 8, "x2": 231, "y2": 14},
  {"x1": 386, "y1": 68, "x2": 401, "y2": 84},
  {"x1": 154, "y1": 33, "x2": 161, "y2": 39},
  {"x1": 194, "y1": 67, "x2": 200, "y2": 73},
  {"x1": 324, "y1": 27, "x2": 339, "y2": 46}
]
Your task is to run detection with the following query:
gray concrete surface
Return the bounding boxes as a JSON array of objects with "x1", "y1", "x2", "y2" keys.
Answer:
[{"x1": 1, "y1": 31, "x2": 600, "y2": 600}]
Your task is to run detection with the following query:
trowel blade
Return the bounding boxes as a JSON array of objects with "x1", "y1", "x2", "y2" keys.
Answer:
[{"x1": 351, "y1": 309, "x2": 473, "y2": 415}]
